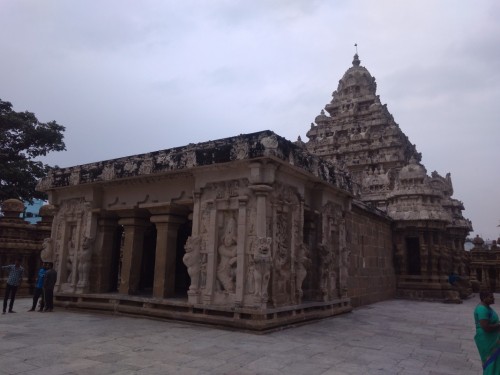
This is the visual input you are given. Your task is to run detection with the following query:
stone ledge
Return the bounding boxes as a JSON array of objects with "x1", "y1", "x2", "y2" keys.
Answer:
[{"x1": 55, "y1": 293, "x2": 352, "y2": 332}]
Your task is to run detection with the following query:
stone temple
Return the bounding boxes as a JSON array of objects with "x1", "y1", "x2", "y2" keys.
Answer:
[{"x1": 35, "y1": 54, "x2": 472, "y2": 331}]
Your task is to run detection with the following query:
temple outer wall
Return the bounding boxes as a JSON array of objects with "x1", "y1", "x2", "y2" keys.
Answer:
[
  {"x1": 347, "y1": 201, "x2": 396, "y2": 307},
  {"x1": 34, "y1": 131, "x2": 404, "y2": 329}
]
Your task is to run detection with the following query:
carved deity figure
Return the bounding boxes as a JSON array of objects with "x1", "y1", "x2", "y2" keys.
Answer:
[
  {"x1": 66, "y1": 227, "x2": 77, "y2": 283},
  {"x1": 318, "y1": 244, "x2": 333, "y2": 301},
  {"x1": 252, "y1": 237, "x2": 272, "y2": 301},
  {"x1": 183, "y1": 236, "x2": 201, "y2": 292},
  {"x1": 41, "y1": 238, "x2": 54, "y2": 263},
  {"x1": 217, "y1": 217, "x2": 237, "y2": 293},
  {"x1": 200, "y1": 253, "x2": 207, "y2": 289},
  {"x1": 295, "y1": 243, "x2": 311, "y2": 300},
  {"x1": 273, "y1": 215, "x2": 290, "y2": 294},
  {"x1": 77, "y1": 236, "x2": 94, "y2": 287}
]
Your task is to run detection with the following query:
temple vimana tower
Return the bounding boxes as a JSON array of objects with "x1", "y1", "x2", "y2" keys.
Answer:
[
  {"x1": 304, "y1": 54, "x2": 472, "y2": 300},
  {"x1": 32, "y1": 53, "x2": 472, "y2": 331}
]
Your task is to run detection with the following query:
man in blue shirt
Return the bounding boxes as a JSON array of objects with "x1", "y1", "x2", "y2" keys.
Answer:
[
  {"x1": 2, "y1": 257, "x2": 24, "y2": 314},
  {"x1": 28, "y1": 263, "x2": 47, "y2": 312}
]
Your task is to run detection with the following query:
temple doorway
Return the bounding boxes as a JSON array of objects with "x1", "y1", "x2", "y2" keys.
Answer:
[
  {"x1": 174, "y1": 220, "x2": 191, "y2": 297},
  {"x1": 138, "y1": 224, "x2": 157, "y2": 295},
  {"x1": 406, "y1": 237, "x2": 421, "y2": 275}
]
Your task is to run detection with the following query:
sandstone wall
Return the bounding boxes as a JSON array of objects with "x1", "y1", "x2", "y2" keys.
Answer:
[{"x1": 347, "y1": 201, "x2": 396, "y2": 307}]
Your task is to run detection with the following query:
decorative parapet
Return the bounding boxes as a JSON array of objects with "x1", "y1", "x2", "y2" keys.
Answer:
[{"x1": 37, "y1": 130, "x2": 353, "y2": 194}]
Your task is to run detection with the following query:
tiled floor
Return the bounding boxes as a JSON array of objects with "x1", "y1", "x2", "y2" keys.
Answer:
[{"x1": 0, "y1": 295, "x2": 484, "y2": 374}]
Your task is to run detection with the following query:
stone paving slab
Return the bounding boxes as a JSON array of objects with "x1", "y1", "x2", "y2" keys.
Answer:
[{"x1": 0, "y1": 295, "x2": 484, "y2": 374}]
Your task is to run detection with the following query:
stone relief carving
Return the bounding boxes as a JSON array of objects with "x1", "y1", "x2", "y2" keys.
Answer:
[
  {"x1": 41, "y1": 238, "x2": 54, "y2": 263},
  {"x1": 273, "y1": 211, "x2": 290, "y2": 294},
  {"x1": 181, "y1": 151, "x2": 197, "y2": 168},
  {"x1": 66, "y1": 226, "x2": 77, "y2": 283},
  {"x1": 318, "y1": 243, "x2": 334, "y2": 301},
  {"x1": 228, "y1": 180, "x2": 239, "y2": 197},
  {"x1": 217, "y1": 216, "x2": 238, "y2": 293},
  {"x1": 101, "y1": 164, "x2": 115, "y2": 181},
  {"x1": 38, "y1": 131, "x2": 352, "y2": 196},
  {"x1": 54, "y1": 221, "x2": 63, "y2": 272},
  {"x1": 295, "y1": 243, "x2": 311, "y2": 301},
  {"x1": 206, "y1": 179, "x2": 246, "y2": 201},
  {"x1": 123, "y1": 160, "x2": 138, "y2": 175},
  {"x1": 69, "y1": 168, "x2": 80, "y2": 185},
  {"x1": 50, "y1": 198, "x2": 92, "y2": 289},
  {"x1": 247, "y1": 206, "x2": 257, "y2": 236},
  {"x1": 246, "y1": 254, "x2": 255, "y2": 295},
  {"x1": 138, "y1": 158, "x2": 153, "y2": 175},
  {"x1": 261, "y1": 135, "x2": 279, "y2": 149},
  {"x1": 231, "y1": 139, "x2": 249, "y2": 160},
  {"x1": 183, "y1": 235, "x2": 202, "y2": 292},
  {"x1": 77, "y1": 236, "x2": 94, "y2": 287},
  {"x1": 199, "y1": 253, "x2": 207, "y2": 289},
  {"x1": 252, "y1": 237, "x2": 273, "y2": 302}
]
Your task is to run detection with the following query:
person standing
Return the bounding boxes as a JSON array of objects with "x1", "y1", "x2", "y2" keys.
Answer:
[
  {"x1": 474, "y1": 291, "x2": 500, "y2": 374},
  {"x1": 43, "y1": 262, "x2": 57, "y2": 312},
  {"x1": 28, "y1": 263, "x2": 47, "y2": 312},
  {"x1": 1, "y1": 257, "x2": 24, "y2": 314}
]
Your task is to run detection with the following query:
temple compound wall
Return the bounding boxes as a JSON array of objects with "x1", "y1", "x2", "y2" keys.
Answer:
[
  {"x1": 37, "y1": 130, "x2": 395, "y2": 330},
  {"x1": 0, "y1": 199, "x2": 54, "y2": 296},
  {"x1": 469, "y1": 236, "x2": 500, "y2": 292},
  {"x1": 347, "y1": 201, "x2": 394, "y2": 307}
]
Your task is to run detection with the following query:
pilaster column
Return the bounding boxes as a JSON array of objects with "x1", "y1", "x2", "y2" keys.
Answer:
[
  {"x1": 235, "y1": 197, "x2": 248, "y2": 305},
  {"x1": 150, "y1": 214, "x2": 186, "y2": 298},
  {"x1": 204, "y1": 202, "x2": 217, "y2": 303},
  {"x1": 419, "y1": 231, "x2": 428, "y2": 275},
  {"x1": 118, "y1": 217, "x2": 148, "y2": 295},
  {"x1": 94, "y1": 218, "x2": 119, "y2": 292},
  {"x1": 249, "y1": 185, "x2": 273, "y2": 237}
]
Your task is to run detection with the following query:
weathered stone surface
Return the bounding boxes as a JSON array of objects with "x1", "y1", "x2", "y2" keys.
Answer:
[
  {"x1": 305, "y1": 54, "x2": 472, "y2": 302},
  {"x1": 37, "y1": 130, "x2": 358, "y2": 329},
  {"x1": 37, "y1": 131, "x2": 353, "y2": 194}
]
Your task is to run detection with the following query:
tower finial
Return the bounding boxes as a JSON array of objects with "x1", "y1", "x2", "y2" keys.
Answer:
[{"x1": 352, "y1": 44, "x2": 360, "y2": 67}]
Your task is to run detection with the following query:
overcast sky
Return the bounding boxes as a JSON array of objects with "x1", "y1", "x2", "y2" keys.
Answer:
[{"x1": 1, "y1": 0, "x2": 499, "y2": 240}]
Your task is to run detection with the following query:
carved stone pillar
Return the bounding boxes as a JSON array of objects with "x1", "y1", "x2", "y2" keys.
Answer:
[
  {"x1": 93, "y1": 218, "x2": 119, "y2": 292},
  {"x1": 150, "y1": 214, "x2": 186, "y2": 299},
  {"x1": 250, "y1": 185, "x2": 273, "y2": 237},
  {"x1": 204, "y1": 202, "x2": 217, "y2": 304},
  {"x1": 191, "y1": 191, "x2": 202, "y2": 237},
  {"x1": 118, "y1": 218, "x2": 148, "y2": 295},
  {"x1": 419, "y1": 231, "x2": 428, "y2": 275},
  {"x1": 235, "y1": 197, "x2": 248, "y2": 305}
]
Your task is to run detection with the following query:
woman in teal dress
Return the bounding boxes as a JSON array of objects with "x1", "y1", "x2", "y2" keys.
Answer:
[{"x1": 474, "y1": 291, "x2": 500, "y2": 374}]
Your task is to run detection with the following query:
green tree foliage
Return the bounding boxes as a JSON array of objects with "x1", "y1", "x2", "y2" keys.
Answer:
[{"x1": 0, "y1": 99, "x2": 65, "y2": 203}]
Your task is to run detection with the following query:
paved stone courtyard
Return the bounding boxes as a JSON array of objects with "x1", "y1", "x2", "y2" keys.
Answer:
[{"x1": 0, "y1": 295, "x2": 484, "y2": 375}]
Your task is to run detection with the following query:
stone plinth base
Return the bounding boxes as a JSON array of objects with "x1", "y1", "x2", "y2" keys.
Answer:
[
  {"x1": 54, "y1": 293, "x2": 352, "y2": 332},
  {"x1": 396, "y1": 275, "x2": 462, "y2": 303}
]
